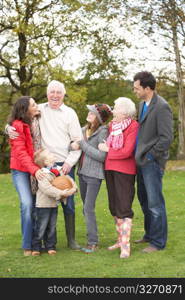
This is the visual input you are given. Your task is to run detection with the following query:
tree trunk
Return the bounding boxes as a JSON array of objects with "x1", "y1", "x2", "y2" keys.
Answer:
[
  {"x1": 172, "y1": 27, "x2": 185, "y2": 159},
  {"x1": 18, "y1": 32, "x2": 29, "y2": 95}
]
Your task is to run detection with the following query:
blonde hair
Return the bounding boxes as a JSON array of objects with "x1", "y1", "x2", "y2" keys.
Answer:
[
  {"x1": 34, "y1": 148, "x2": 48, "y2": 167},
  {"x1": 114, "y1": 97, "x2": 136, "y2": 118}
]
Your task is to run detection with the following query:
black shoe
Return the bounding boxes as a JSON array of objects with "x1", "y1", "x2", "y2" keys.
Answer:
[
  {"x1": 134, "y1": 238, "x2": 149, "y2": 244},
  {"x1": 142, "y1": 245, "x2": 160, "y2": 253}
]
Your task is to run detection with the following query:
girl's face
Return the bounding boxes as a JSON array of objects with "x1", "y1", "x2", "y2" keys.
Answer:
[
  {"x1": 86, "y1": 111, "x2": 97, "y2": 124},
  {"x1": 28, "y1": 98, "x2": 38, "y2": 118}
]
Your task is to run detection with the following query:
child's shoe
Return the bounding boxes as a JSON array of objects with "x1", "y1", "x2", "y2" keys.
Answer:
[
  {"x1": 48, "y1": 250, "x2": 57, "y2": 255},
  {"x1": 81, "y1": 244, "x2": 98, "y2": 254},
  {"x1": 32, "y1": 251, "x2": 40, "y2": 256},
  {"x1": 23, "y1": 250, "x2": 32, "y2": 256}
]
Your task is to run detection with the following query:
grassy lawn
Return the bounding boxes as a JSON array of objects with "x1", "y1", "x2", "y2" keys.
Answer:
[{"x1": 0, "y1": 164, "x2": 185, "y2": 279}]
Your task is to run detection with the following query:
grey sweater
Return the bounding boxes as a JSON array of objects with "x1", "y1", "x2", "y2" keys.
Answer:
[{"x1": 78, "y1": 125, "x2": 109, "y2": 179}]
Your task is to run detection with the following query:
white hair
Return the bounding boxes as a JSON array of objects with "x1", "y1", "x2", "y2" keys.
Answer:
[
  {"x1": 47, "y1": 80, "x2": 66, "y2": 95},
  {"x1": 114, "y1": 97, "x2": 136, "y2": 118}
]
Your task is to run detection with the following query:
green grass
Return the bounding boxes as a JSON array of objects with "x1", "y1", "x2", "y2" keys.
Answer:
[{"x1": 0, "y1": 167, "x2": 185, "y2": 278}]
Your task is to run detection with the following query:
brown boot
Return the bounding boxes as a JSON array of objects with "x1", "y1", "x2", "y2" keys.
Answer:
[{"x1": 120, "y1": 218, "x2": 132, "y2": 259}]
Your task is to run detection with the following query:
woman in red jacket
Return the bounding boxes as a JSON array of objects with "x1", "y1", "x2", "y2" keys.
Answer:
[
  {"x1": 99, "y1": 97, "x2": 139, "y2": 259},
  {"x1": 8, "y1": 96, "x2": 42, "y2": 256}
]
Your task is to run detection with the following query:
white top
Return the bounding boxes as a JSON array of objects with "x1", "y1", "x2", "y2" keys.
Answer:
[{"x1": 38, "y1": 102, "x2": 82, "y2": 166}]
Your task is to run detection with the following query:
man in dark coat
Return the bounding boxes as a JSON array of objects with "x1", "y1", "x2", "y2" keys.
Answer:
[{"x1": 133, "y1": 71, "x2": 173, "y2": 253}]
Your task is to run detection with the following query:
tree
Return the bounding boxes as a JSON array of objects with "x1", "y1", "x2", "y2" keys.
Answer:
[
  {"x1": 0, "y1": 0, "x2": 91, "y2": 97},
  {"x1": 76, "y1": 0, "x2": 130, "y2": 81},
  {"x1": 0, "y1": 0, "x2": 131, "y2": 95},
  {"x1": 127, "y1": 0, "x2": 185, "y2": 159}
]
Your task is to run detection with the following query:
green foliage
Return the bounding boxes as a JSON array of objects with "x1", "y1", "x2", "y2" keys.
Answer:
[
  {"x1": 0, "y1": 167, "x2": 185, "y2": 278},
  {"x1": 0, "y1": 85, "x2": 16, "y2": 173},
  {"x1": 86, "y1": 78, "x2": 136, "y2": 105},
  {"x1": 65, "y1": 86, "x2": 87, "y2": 126}
]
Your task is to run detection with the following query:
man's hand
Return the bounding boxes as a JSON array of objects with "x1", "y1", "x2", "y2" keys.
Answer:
[
  {"x1": 62, "y1": 162, "x2": 72, "y2": 175},
  {"x1": 6, "y1": 125, "x2": 19, "y2": 139}
]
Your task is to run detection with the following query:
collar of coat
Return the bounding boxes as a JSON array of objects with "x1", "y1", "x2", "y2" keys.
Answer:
[{"x1": 139, "y1": 92, "x2": 158, "y2": 123}]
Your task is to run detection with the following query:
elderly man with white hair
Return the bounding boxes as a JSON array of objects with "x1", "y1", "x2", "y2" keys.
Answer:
[
  {"x1": 6, "y1": 80, "x2": 82, "y2": 251},
  {"x1": 99, "y1": 97, "x2": 139, "y2": 259}
]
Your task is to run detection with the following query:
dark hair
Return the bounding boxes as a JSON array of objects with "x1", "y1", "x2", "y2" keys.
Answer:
[
  {"x1": 8, "y1": 96, "x2": 32, "y2": 125},
  {"x1": 133, "y1": 71, "x2": 156, "y2": 90}
]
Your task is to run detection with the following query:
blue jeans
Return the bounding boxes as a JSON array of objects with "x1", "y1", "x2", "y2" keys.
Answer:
[
  {"x1": 137, "y1": 161, "x2": 167, "y2": 249},
  {"x1": 56, "y1": 163, "x2": 75, "y2": 215},
  {"x1": 32, "y1": 208, "x2": 58, "y2": 251},
  {"x1": 11, "y1": 169, "x2": 35, "y2": 250}
]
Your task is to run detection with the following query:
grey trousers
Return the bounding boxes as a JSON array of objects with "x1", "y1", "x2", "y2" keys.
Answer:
[{"x1": 79, "y1": 174, "x2": 102, "y2": 245}]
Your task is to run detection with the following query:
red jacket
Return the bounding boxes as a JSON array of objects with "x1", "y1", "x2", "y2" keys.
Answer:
[
  {"x1": 10, "y1": 120, "x2": 40, "y2": 176},
  {"x1": 105, "y1": 120, "x2": 139, "y2": 175}
]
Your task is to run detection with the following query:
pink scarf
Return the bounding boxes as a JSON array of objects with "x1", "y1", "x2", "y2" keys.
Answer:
[{"x1": 106, "y1": 118, "x2": 132, "y2": 150}]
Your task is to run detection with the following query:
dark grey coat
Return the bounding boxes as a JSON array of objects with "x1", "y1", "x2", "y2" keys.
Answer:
[
  {"x1": 78, "y1": 125, "x2": 108, "y2": 179},
  {"x1": 135, "y1": 93, "x2": 173, "y2": 169}
]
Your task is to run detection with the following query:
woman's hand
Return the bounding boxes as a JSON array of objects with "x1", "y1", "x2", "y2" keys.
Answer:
[
  {"x1": 98, "y1": 141, "x2": 109, "y2": 152},
  {"x1": 70, "y1": 141, "x2": 81, "y2": 151},
  {"x1": 35, "y1": 169, "x2": 46, "y2": 180}
]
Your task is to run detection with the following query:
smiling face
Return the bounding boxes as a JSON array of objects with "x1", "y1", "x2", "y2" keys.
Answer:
[
  {"x1": 133, "y1": 80, "x2": 148, "y2": 100},
  {"x1": 47, "y1": 85, "x2": 65, "y2": 109}
]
